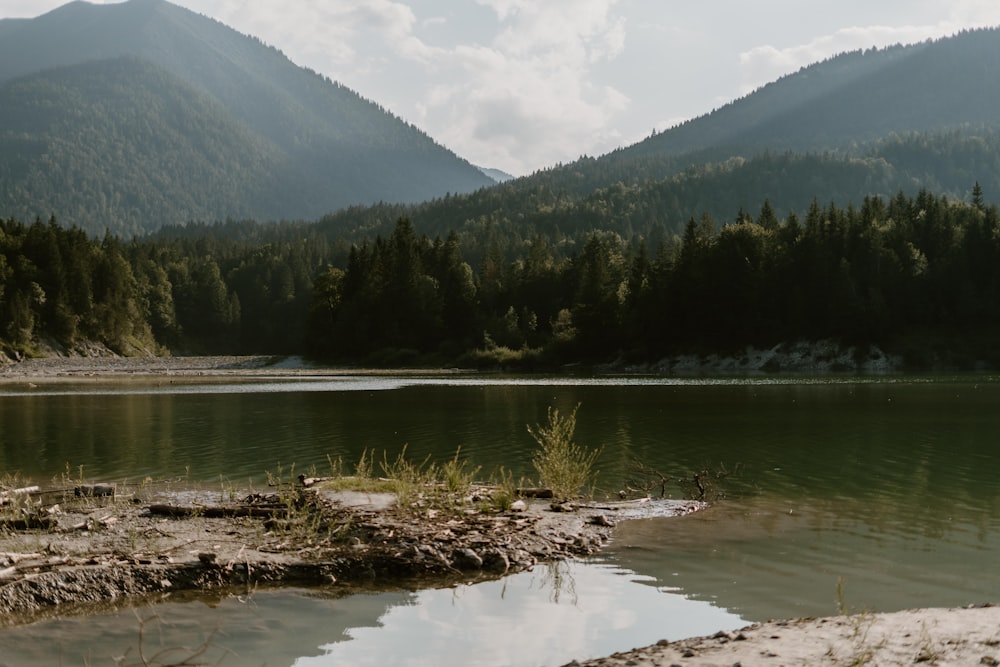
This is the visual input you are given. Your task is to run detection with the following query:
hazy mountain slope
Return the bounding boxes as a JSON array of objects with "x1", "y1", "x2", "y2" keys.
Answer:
[
  {"x1": 519, "y1": 28, "x2": 1000, "y2": 201},
  {"x1": 0, "y1": 57, "x2": 305, "y2": 235},
  {"x1": 625, "y1": 28, "x2": 1000, "y2": 161},
  {"x1": 0, "y1": 0, "x2": 493, "y2": 234},
  {"x1": 624, "y1": 42, "x2": 921, "y2": 160}
]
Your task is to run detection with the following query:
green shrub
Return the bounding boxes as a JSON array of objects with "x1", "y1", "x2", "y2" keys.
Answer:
[{"x1": 528, "y1": 404, "x2": 600, "y2": 500}]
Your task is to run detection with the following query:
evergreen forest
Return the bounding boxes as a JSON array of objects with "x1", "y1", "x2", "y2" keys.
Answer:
[
  {"x1": 3, "y1": 186, "x2": 999, "y2": 369},
  {"x1": 4, "y1": 11, "x2": 1000, "y2": 369}
]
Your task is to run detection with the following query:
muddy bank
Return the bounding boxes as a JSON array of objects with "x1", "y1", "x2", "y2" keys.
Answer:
[
  {"x1": 562, "y1": 604, "x2": 1000, "y2": 667},
  {"x1": 0, "y1": 480, "x2": 699, "y2": 623}
]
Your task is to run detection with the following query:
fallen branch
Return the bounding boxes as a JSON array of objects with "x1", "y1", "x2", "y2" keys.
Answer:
[
  {"x1": 0, "y1": 485, "x2": 40, "y2": 505},
  {"x1": 146, "y1": 504, "x2": 288, "y2": 519},
  {"x1": 298, "y1": 475, "x2": 335, "y2": 487},
  {"x1": 0, "y1": 516, "x2": 57, "y2": 531},
  {"x1": 515, "y1": 487, "x2": 554, "y2": 499}
]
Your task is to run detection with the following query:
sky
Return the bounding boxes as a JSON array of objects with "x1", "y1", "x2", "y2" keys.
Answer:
[{"x1": 2, "y1": 1, "x2": 1000, "y2": 176}]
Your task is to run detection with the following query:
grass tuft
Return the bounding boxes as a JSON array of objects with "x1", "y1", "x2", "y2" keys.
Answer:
[{"x1": 528, "y1": 403, "x2": 600, "y2": 501}]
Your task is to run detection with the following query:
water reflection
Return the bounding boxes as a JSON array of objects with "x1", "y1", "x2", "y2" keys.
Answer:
[
  {"x1": 307, "y1": 561, "x2": 744, "y2": 667},
  {"x1": 0, "y1": 563, "x2": 745, "y2": 667}
]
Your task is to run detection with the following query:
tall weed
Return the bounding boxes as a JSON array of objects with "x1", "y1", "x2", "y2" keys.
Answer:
[{"x1": 528, "y1": 404, "x2": 600, "y2": 500}]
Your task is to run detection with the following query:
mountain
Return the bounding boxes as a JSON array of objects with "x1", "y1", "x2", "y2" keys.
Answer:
[
  {"x1": 510, "y1": 28, "x2": 1000, "y2": 203},
  {"x1": 0, "y1": 0, "x2": 493, "y2": 236},
  {"x1": 628, "y1": 28, "x2": 1000, "y2": 160},
  {"x1": 479, "y1": 167, "x2": 516, "y2": 183},
  {"x1": 298, "y1": 29, "x2": 1000, "y2": 246}
]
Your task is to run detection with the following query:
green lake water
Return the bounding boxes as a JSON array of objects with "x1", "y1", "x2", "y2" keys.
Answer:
[{"x1": 1, "y1": 374, "x2": 998, "y2": 665}]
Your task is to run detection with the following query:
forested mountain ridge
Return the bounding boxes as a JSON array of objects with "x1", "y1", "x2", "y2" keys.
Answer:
[
  {"x1": 300, "y1": 127, "x2": 1000, "y2": 255},
  {"x1": 303, "y1": 28, "x2": 1000, "y2": 245},
  {"x1": 514, "y1": 27, "x2": 1000, "y2": 200},
  {"x1": 0, "y1": 0, "x2": 493, "y2": 236}
]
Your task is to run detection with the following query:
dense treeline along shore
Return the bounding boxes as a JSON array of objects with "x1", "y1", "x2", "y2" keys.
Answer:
[{"x1": 2, "y1": 187, "x2": 1000, "y2": 369}]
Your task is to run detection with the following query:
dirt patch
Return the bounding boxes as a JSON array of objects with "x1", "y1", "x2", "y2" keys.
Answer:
[{"x1": 0, "y1": 481, "x2": 700, "y2": 624}]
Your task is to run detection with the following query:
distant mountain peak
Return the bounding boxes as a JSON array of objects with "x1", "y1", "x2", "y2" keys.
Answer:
[
  {"x1": 479, "y1": 167, "x2": 516, "y2": 183},
  {"x1": 0, "y1": 0, "x2": 493, "y2": 235}
]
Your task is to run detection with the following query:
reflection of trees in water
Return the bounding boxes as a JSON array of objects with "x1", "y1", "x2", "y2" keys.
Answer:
[{"x1": 535, "y1": 560, "x2": 579, "y2": 606}]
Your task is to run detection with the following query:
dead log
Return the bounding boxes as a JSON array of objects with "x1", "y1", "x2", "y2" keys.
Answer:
[
  {"x1": 75, "y1": 484, "x2": 115, "y2": 498},
  {"x1": 0, "y1": 485, "x2": 41, "y2": 505},
  {"x1": 146, "y1": 504, "x2": 289, "y2": 519},
  {"x1": 0, "y1": 516, "x2": 57, "y2": 531},
  {"x1": 515, "y1": 487, "x2": 554, "y2": 499},
  {"x1": 298, "y1": 474, "x2": 336, "y2": 487}
]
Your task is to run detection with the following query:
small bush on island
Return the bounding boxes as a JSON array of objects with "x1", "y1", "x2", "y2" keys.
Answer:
[
  {"x1": 527, "y1": 404, "x2": 601, "y2": 501},
  {"x1": 313, "y1": 404, "x2": 610, "y2": 506}
]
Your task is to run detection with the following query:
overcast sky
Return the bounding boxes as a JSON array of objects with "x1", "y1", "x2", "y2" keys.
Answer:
[{"x1": 3, "y1": 1, "x2": 1000, "y2": 176}]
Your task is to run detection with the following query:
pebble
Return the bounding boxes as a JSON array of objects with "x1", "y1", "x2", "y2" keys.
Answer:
[{"x1": 452, "y1": 548, "x2": 483, "y2": 570}]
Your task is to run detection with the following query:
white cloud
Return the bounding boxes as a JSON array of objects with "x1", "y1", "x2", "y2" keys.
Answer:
[
  {"x1": 946, "y1": 0, "x2": 1000, "y2": 26},
  {"x1": 5, "y1": 0, "x2": 1000, "y2": 175},
  {"x1": 403, "y1": 0, "x2": 629, "y2": 174}
]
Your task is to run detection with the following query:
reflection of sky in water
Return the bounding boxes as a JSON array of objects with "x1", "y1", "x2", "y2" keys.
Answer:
[
  {"x1": 302, "y1": 561, "x2": 745, "y2": 667},
  {"x1": 0, "y1": 562, "x2": 745, "y2": 667}
]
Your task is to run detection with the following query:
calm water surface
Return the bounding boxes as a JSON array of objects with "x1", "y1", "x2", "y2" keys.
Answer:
[{"x1": 1, "y1": 374, "x2": 998, "y2": 666}]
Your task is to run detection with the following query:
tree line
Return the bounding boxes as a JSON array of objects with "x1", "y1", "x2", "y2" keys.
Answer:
[{"x1": 3, "y1": 187, "x2": 1000, "y2": 368}]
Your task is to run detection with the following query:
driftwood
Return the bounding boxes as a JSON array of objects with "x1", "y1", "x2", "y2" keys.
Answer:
[
  {"x1": 70, "y1": 516, "x2": 119, "y2": 531},
  {"x1": 0, "y1": 486, "x2": 40, "y2": 506},
  {"x1": 147, "y1": 504, "x2": 289, "y2": 519},
  {"x1": 0, "y1": 516, "x2": 57, "y2": 531},
  {"x1": 515, "y1": 487, "x2": 554, "y2": 499},
  {"x1": 298, "y1": 475, "x2": 335, "y2": 487},
  {"x1": 1, "y1": 485, "x2": 105, "y2": 505},
  {"x1": 75, "y1": 484, "x2": 115, "y2": 498}
]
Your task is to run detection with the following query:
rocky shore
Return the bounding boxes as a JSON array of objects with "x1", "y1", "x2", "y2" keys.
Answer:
[
  {"x1": 2, "y1": 478, "x2": 689, "y2": 621},
  {"x1": 625, "y1": 339, "x2": 903, "y2": 375}
]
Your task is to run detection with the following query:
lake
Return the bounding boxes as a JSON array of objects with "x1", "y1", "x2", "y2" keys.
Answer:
[{"x1": 1, "y1": 373, "x2": 998, "y2": 665}]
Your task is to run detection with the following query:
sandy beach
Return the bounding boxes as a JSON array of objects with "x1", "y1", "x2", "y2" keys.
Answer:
[{"x1": 563, "y1": 605, "x2": 1000, "y2": 667}]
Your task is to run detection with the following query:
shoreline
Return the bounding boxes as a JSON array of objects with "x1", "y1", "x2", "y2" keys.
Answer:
[
  {"x1": 3, "y1": 355, "x2": 997, "y2": 666},
  {"x1": 0, "y1": 337, "x2": 908, "y2": 382}
]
